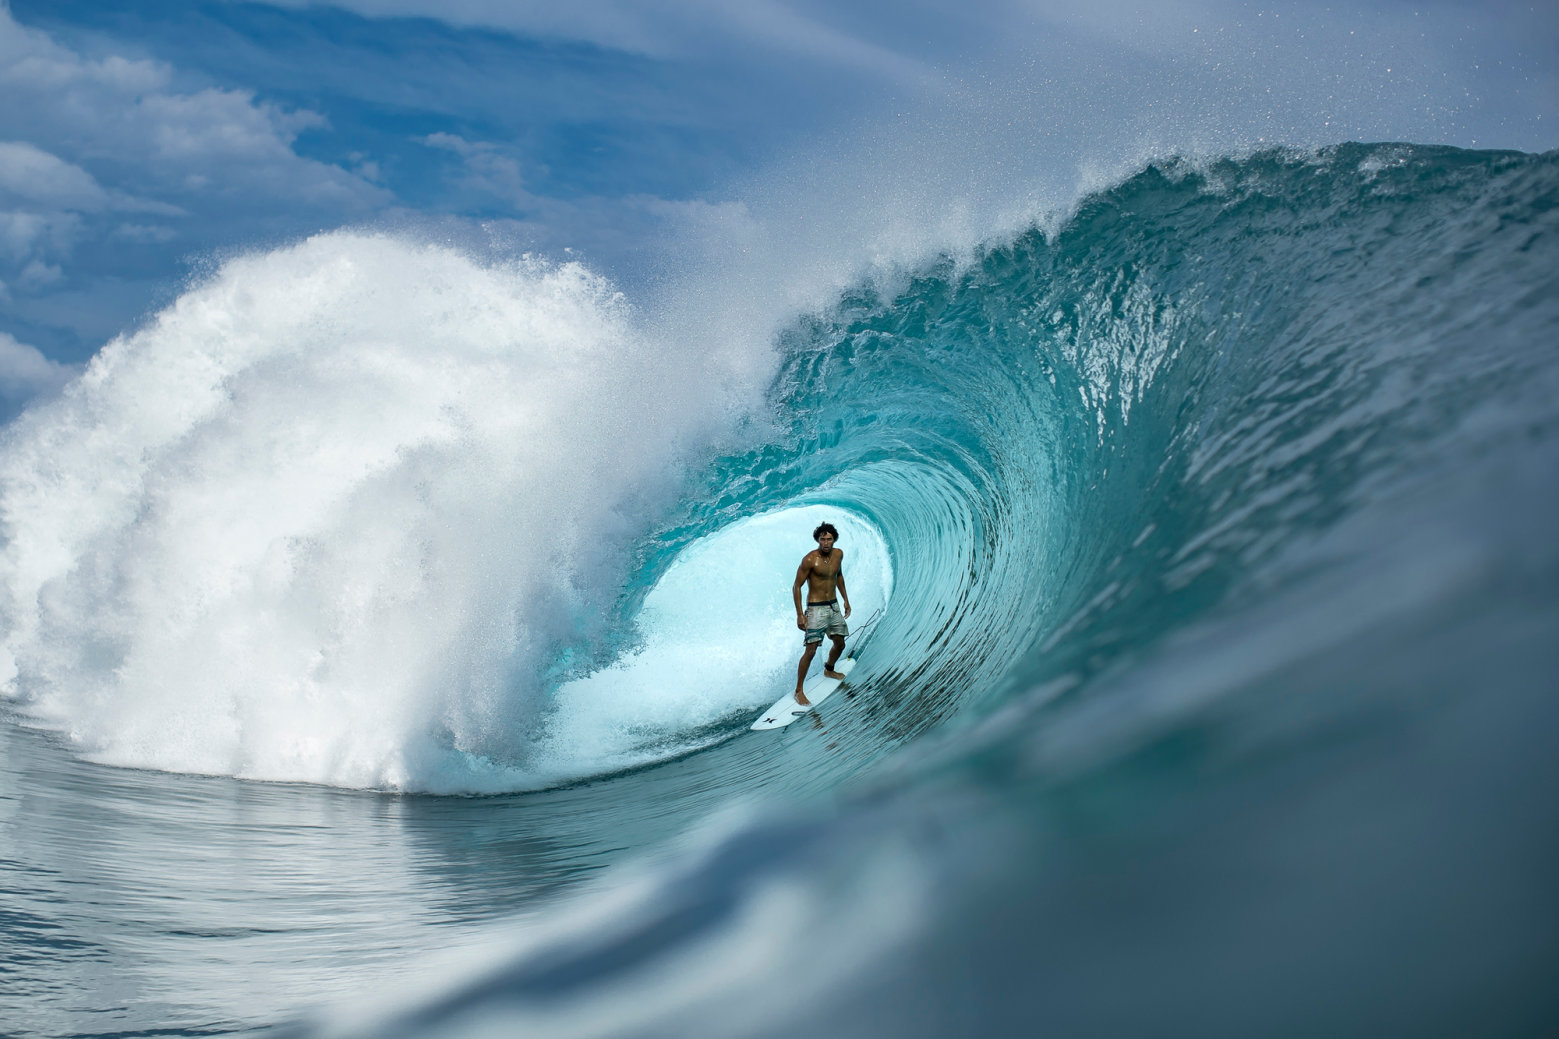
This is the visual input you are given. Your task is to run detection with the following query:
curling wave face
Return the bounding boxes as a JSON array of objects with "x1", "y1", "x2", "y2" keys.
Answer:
[{"x1": 685, "y1": 143, "x2": 1559, "y2": 737}]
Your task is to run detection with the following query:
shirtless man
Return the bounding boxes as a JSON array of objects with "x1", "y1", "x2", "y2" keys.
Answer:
[{"x1": 792, "y1": 522, "x2": 851, "y2": 704}]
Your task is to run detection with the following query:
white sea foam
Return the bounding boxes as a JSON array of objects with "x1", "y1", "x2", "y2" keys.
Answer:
[{"x1": 0, "y1": 230, "x2": 759, "y2": 790}]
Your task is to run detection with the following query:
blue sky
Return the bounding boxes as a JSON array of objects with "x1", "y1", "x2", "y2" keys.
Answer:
[{"x1": 0, "y1": 0, "x2": 1554, "y2": 408}]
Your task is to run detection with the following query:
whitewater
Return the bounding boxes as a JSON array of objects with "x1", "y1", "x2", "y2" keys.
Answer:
[{"x1": 2, "y1": 141, "x2": 1557, "y2": 1037}]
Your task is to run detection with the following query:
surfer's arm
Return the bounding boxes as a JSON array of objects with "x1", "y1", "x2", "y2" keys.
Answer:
[
  {"x1": 836, "y1": 553, "x2": 850, "y2": 616},
  {"x1": 792, "y1": 557, "x2": 812, "y2": 628}
]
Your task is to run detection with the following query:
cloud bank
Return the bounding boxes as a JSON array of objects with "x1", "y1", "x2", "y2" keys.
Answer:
[{"x1": 0, "y1": 3, "x2": 388, "y2": 364}]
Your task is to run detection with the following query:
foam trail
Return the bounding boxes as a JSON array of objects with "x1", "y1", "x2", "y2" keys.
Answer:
[{"x1": 0, "y1": 231, "x2": 752, "y2": 791}]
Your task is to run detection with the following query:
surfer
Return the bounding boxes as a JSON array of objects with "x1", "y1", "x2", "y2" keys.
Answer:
[{"x1": 793, "y1": 522, "x2": 851, "y2": 705}]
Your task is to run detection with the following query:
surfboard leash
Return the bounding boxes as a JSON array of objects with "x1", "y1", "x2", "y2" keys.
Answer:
[{"x1": 846, "y1": 606, "x2": 884, "y2": 655}]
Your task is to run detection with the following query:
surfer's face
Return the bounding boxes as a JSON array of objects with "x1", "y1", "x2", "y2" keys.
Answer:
[{"x1": 816, "y1": 532, "x2": 836, "y2": 553}]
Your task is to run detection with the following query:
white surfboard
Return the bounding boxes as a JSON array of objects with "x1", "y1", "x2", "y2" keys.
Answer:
[{"x1": 752, "y1": 657, "x2": 857, "y2": 730}]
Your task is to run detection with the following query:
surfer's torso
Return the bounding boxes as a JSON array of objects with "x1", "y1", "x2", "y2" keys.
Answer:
[{"x1": 802, "y1": 547, "x2": 844, "y2": 603}]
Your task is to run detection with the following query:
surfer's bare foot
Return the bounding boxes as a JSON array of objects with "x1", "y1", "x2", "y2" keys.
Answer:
[
  {"x1": 794, "y1": 689, "x2": 810, "y2": 706},
  {"x1": 823, "y1": 666, "x2": 844, "y2": 680}
]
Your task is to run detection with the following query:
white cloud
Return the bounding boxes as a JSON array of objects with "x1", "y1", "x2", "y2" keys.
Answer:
[
  {"x1": 0, "y1": 141, "x2": 110, "y2": 210},
  {"x1": 0, "y1": 208, "x2": 78, "y2": 266},
  {"x1": 0, "y1": 330, "x2": 75, "y2": 402},
  {"x1": 422, "y1": 132, "x2": 537, "y2": 209},
  {"x1": 0, "y1": 4, "x2": 392, "y2": 329},
  {"x1": 709, "y1": 0, "x2": 928, "y2": 82},
  {"x1": 0, "y1": 141, "x2": 177, "y2": 293},
  {"x1": 142, "y1": 90, "x2": 323, "y2": 161},
  {"x1": 0, "y1": 144, "x2": 97, "y2": 275},
  {"x1": 257, "y1": 0, "x2": 929, "y2": 83},
  {"x1": 16, "y1": 259, "x2": 61, "y2": 292},
  {"x1": 0, "y1": 8, "x2": 386, "y2": 206},
  {"x1": 110, "y1": 223, "x2": 178, "y2": 243}
]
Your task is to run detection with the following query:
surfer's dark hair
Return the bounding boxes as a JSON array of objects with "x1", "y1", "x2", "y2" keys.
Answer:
[{"x1": 813, "y1": 522, "x2": 839, "y2": 541}]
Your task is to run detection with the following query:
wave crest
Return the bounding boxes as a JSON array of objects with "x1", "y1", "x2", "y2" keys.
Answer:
[{"x1": 0, "y1": 231, "x2": 737, "y2": 790}]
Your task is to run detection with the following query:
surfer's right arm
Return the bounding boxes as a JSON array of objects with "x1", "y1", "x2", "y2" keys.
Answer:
[{"x1": 792, "y1": 555, "x2": 813, "y2": 630}]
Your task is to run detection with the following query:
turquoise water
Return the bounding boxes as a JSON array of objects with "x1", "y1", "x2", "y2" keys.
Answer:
[{"x1": 3, "y1": 144, "x2": 1557, "y2": 1037}]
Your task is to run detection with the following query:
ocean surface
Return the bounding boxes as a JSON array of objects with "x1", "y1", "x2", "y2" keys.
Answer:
[{"x1": 2, "y1": 142, "x2": 1557, "y2": 1037}]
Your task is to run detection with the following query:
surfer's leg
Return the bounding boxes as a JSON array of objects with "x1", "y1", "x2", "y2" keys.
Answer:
[
  {"x1": 822, "y1": 604, "x2": 849, "y2": 679},
  {"x1": 823, "y1": 634, "x2": 846, "y2": 679},
  {"x1": 796, "y1": 642, "x2": 818, "y2": 703}
]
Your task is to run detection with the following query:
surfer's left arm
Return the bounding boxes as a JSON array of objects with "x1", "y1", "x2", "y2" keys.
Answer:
[{"x1": 837, "y1": 553, "x2": 851, "y2": 617}]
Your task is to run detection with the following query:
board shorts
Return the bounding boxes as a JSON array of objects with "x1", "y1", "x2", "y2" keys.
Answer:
[{"x1": 804, "y1": 600, "x2": 849, "y2": 645}]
